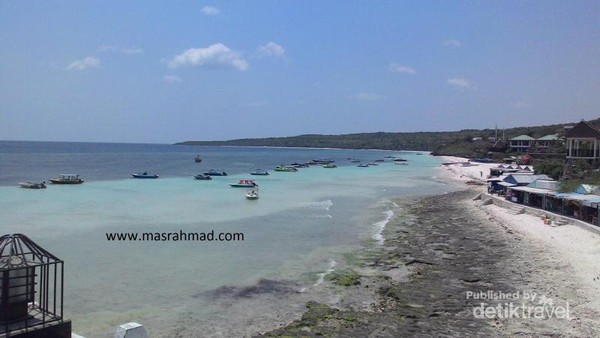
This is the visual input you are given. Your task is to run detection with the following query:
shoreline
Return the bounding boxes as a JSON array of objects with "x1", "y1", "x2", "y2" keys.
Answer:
[{"x1": 260, "y1": 159, "x2": 600, "y2": 336}]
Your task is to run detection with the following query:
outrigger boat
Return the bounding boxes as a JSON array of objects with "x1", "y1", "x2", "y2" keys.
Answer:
[
  {"x1": 132, "y1": 172, "x2": 159, "y2": 179},
  {"x1": 49, "y1": 174, "x2": 84, "y2": 184},
  {"x1": 18, "y1": 181, "x2": 46, "y2": 189},
  {"x1": 230, "y1": 179, "x2": 257, "y2": 188}
]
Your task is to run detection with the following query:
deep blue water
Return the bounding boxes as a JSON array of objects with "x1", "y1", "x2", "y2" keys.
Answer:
[{"x1": 0, "y1": 140, "x2": 407, "y2": 186}]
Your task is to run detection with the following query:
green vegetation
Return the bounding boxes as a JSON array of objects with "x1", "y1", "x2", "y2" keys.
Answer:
[
  {"x1": 533, "y1": 159, "x2": 565, "y2": 180},
  {"x1": 324, "y1": 269, "x2": 362, "y2": 286},
  {"x1": 176, "y1": 118, "x2": 598, "y2": 157}
]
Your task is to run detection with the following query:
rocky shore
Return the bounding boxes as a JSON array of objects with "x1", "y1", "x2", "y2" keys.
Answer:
[{"x1": 260, "y1": 189, "x2": 600, "y2": 337}]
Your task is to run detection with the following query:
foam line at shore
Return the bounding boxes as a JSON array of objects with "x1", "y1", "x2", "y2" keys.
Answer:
[
  {"x1": 314, "y1": 258, "x2": 338, "y2": 286},
  {"x1": 373, "y1": 210, "x2": 394, "y2": 245}
]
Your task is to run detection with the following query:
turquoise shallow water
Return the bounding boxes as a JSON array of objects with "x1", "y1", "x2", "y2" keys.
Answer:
[{"x1": 0, "y1": 142, "x2": 451, "y2": 336}]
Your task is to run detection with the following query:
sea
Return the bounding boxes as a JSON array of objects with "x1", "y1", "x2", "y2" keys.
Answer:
[{"x1": 0, "y1": 141, "x2": 454, "y2": 337}]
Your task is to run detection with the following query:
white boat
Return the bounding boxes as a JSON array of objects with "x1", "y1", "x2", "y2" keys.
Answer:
[
  {"x1": 246, "y1": 189, "x2": 259, "y2": 200},
  {"x1": 230, "y1": 179, "x2": 257, "y2": 188},
  {"x1": 18, "y1": 181, "x2": 46, "y2": 189}
]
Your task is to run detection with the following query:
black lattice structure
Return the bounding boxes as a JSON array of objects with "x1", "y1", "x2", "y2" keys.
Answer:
[{"x1": 0, "y1": 234, "x2": 66, "y2": 337}]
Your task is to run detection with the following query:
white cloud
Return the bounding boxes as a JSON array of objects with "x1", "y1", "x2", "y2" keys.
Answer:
[
  {"x1": 354, "y1": 92, "x2": 385, "y2": 101},
  {"x1": 201, "y1": 6, "x2": 220, "y2": 16},
  {"x1": 65, "y1": 56, "x2": 100, "y2": 71},
  {"x1": 163, "y1": 75, "x2": 182, "y2": 83},
  {"x1": 447, "y1": 78, "x2": 474, "y2": 90},
  {"x1": 168, "y1": 43, "x2": 249, "y2": 71},
  {"x1": 98, "y1": 45, "x2": 143, "y2": 54},
  {"x1": 256, "y1": 42, "x2": 286, "y2": 58},
  {"x1": 388, "y1": 63, "x2": 416, "y2": 75},
  {"x1": 443, "y1": 39, "x2": 462, "y2": 47}
]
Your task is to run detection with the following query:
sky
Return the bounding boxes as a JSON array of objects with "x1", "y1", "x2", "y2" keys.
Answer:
[{"x1": 1, "y1": 1, "x2": 599, "y2": 144}]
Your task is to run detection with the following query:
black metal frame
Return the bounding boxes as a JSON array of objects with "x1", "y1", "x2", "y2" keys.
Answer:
[{"x1": 0, "y1": 234, "x2": 64, "y2": 336}]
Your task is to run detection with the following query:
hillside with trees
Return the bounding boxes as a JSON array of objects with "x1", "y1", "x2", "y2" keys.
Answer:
[{"x1": 176, "y1": 117, "x2": 599, "y2": 158}]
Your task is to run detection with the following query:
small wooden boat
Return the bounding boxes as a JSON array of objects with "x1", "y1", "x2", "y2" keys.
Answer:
[
  {"x1": 132, "y1": 172, "x2": 159, "y2": 179},
  {"x1": 194, "y1": 174, "x2": 212, "y2": 180},
  {"x1": 230, "y1": 179, "x2": 257, "y2": 188},
  {"x1": 250, "y1": 169, "x2": 269, "y2": 176},
  {"x1": 49, "y1": 174, "x2": 84, "y2": 184},
  {"x1": 204, "y1": 169, "x2": 228, "y2": 176},
  {"x1": 245, "y1": 189, "x2": 259, "y2": 200},
  {"x1": 18, "y1": 181, "x2": 46, "y2": 189},
  {"x1": 357, "y1": 163, "x2": 369, "y2": 167},
  {"x1": 322, "y1": 163, "x2": 337, "y2": 168},
  {"x1": 274, "y1": 165, "x2": 297, "y2": 172}
]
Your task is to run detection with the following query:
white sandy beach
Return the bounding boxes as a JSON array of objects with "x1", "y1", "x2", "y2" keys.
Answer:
[{"x1": 437, "y1": 157, "x2": 600, "y2": 331}]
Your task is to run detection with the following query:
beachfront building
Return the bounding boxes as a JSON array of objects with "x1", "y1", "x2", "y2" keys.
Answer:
[
  {"x1": 565, "y1": 120, "x2": 600, "y2": 161},
  {"x1": 506, "y1": 179, "x2": 557, "y2": 209},
  {"x1": 510, "y1": 135, "x2": 535, "y2": 152},
  {"x1": 502, "y1": 174, "x2": 551, "y2": 201},
  {"x1": 487, "y1": 173, "x2": 546, "y2": 195},
  {"x1": 545, "y1": 189, "x2": 600, "y2": 225},
  {"x1": 535, "y1": 134, "x2": 560, "y2": 152}
]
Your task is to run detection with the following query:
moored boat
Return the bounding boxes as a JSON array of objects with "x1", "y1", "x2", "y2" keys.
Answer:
[
  {"x1": 230, "y1": 179, "x2": 257, "y2": 188},
  {"x1": 312, "y1": 158, "x2": 334, "y2": 164},
  {"x1": 322, "y1": 163, "x2": 337, "y2": 168},
  {"x1": 194, "y1": 155, "x2": 202, "y2": 163},
  {"x1": 18, "y1": 181, "x2": 46, "y2": 189},
  {"x1": 245, "y1": 188, "x2": 259, "y2": 200},
  {"x1": 250, "y1": 169, "x2": 269, "y2": 176},
  {"x1": 274, "y1": 165, "x2": 297, "y2": 172},
  {"x1": 194, "y1": 174, "x2": 212, "y2": 180},
  {"x1": 132, "y1": 172, "x2": 159, "y2": 179},
  {"x1": 204, "y1": 169, "x2": 228, "y2": 176},
  {"x1": 49, "y1": 174, "x2": 84, "y2": 184}
]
